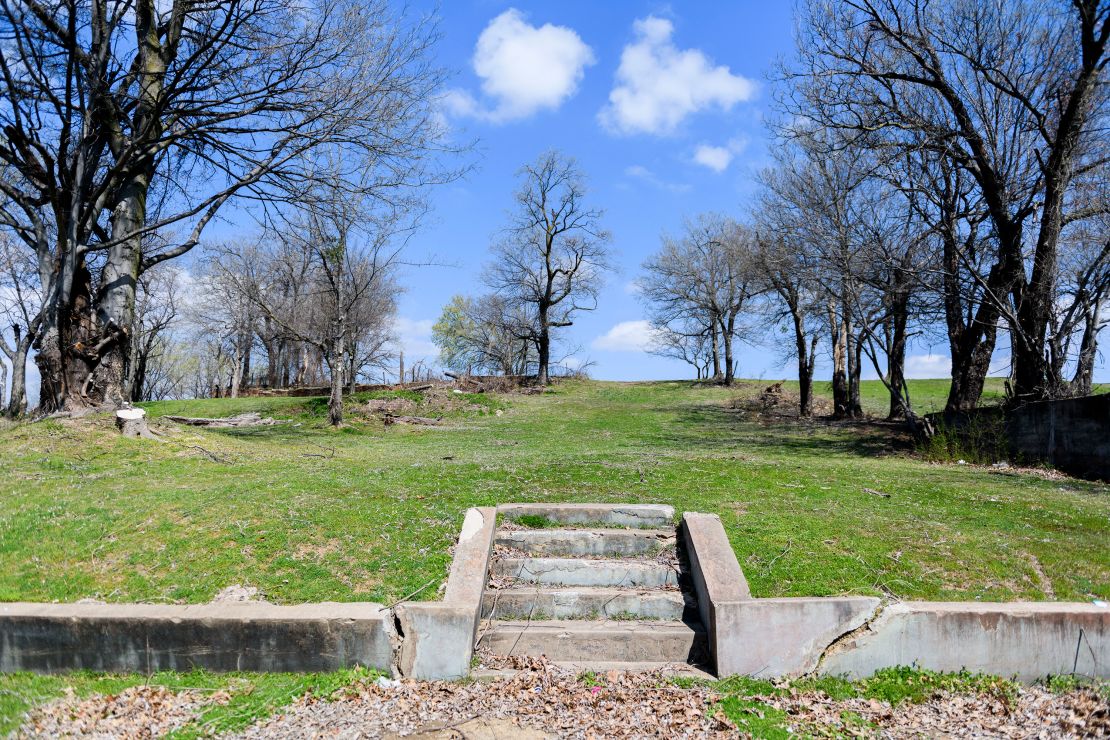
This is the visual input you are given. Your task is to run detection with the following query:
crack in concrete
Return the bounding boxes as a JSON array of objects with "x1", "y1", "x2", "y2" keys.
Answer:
[{"x1": 808, "y1": 599, "x2": 891, "y2": 677}]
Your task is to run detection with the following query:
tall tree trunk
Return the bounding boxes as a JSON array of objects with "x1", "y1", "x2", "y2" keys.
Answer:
[
  {"x1": 230, "y1": 343, "x2": 243, "y2": 398},
  {"x1": 347, "y1": 340, "x2": 358, "y2": 394},
  {"x1": 1071, "y1": 299, "x2": 1101, "y2": 397},
  {"x1": 848, "y1": 329, "x2": 864, "y2": 418},
  {"x1": 710, "y1": 320, "x2": 721, "y2": 379},
  {"x1": 240, "y1": 335, "x2": 251, "y2": 392},
  {"x1": 537, "y1": 306, "x2": 550, "y2": 386},
  {"x1": 828, "y1": 300, "x2": 849, "y2": 417},
  {"x1": 887, "y1": 288, "x2": 910, "y2": 420},
  {"x1": 792, "y1": 310, "x2": 814, "y2": 417},
  {"x1": 720, "y1": 313, "x2": 736, "y2": 386}
]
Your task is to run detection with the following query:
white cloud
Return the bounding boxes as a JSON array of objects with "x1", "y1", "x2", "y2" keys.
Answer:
[
  {"x1": 693, "y1": 145, "x2": 732, "y2": 173},
  {"x1": 446, "y1": 9, "x2": 595, "y2": 123},
  {"x1": 591, "y1": 320, "x2": 661, "y2": 352},
  {"x1": 393, "y1": 317, "x2": 438, "y2": 361},
  {"x1": 904, "y1": 353, "x2": 951, "y2": 379},
  {"x1": 692, "y1": 136, "x2": 749, "y2": 172},
  {"x1": 623, "y1": 280, "x2": 642, "y2": 295},
  {"x1": 600, "y1": 16, "x2": 755, "y2": 135}
]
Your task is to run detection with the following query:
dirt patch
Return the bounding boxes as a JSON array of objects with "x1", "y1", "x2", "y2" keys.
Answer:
[
  {"x1": 211, "y1": 584, "x2": 267, "y2": 603},
  {"x1": 291, "y1": 539, "x2": 343, "y2": 562}
]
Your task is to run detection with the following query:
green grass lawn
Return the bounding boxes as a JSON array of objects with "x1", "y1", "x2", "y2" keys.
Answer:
[{"x1": 0, "y1": 379, "x2": 1106, "y2": 606}]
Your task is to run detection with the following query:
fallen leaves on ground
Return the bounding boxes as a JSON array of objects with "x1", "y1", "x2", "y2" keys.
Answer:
[
  {"x1": 235, "y1": 663, "x2": 733, "y2": 739},
  {"x1": 20, "y1": 684, "x2": 227, "y2": 738},
  {"x1": 14, "y1": 666, "x2": 1109, "y2": 738},
  {"x1": 752, "y1": 684, "x2": 1109, "y2": 738}
]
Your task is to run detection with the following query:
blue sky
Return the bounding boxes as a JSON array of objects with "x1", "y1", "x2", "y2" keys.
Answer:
[
  {"x1": 393, "y1": 1, "x2": 805, "y2": 381},
  {"x1": 393, "y1": 1, "x2": 1050, "y2": 385}
]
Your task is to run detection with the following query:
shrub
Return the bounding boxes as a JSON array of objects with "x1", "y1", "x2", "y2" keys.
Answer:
[{"x1": 918, "y1": 412, "x2": 1009, "y2": 465}]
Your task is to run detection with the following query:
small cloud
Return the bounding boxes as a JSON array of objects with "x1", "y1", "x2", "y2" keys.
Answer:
[
  {"x1": 446, "y1": 9, "x2": 595, "y2": 123},
  {"x1": 904, "y1": 353, "x2": 951, "y2": 379},
  {"x1": 692, "y1": 136, "x2": 750, "y2": 172},
  {"x1": 600, "y1": 16, "x2": 755, "y2": 135},
  {"x1": 591, "y1": 320, "x2": 661, "y2": 352},
  {"x1": 625, "y1": 164, "x2": 691, "y2": 193},
  {"x1": 693, "y1": 145, "x2": 732, "y2": 173},
  {"x1": 623, "y1": 280, "x2": 642, "y2": 295},
  {"x1": 393, "y1": 317, "x2": 438, "y2": 359}
]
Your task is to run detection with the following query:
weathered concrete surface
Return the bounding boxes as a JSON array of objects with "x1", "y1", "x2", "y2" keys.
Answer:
[
  {"x1": 498, "y1": 503, "x2": 674, "y2": 528},
  {"x1": 0, "y1": 602, "x2": 392, "y2": 673},
  {"x1": 481, "y1": 587, "x2": 688, "y2": 620},
  {"x1": 492, "y1": 557, "x2": 678, "y2": 589},
  {"x1": 822, "y1": 601, "x2": 1110, "y2": 681},
  {"x1": 713, "y1": 597, "x2": 881, "y2": 677},
  {"x1": 478, "y1": 620, "x2": 707, "y2": 662},
  {"x1": 681, "y1": 512, "x2": 750, "y2": 675},
  {"x1": 394, "y1": 603, "x2": 474, "y2": 680},
  {"x1": 395, "y1": 506, "x2": 496, "y2": 680},
  {"x1": 443, "y1": 507, "x2": 497, "y2": 606},
  {"x1": 495, "y1": 529, "x2": 674, "y2": 557}
]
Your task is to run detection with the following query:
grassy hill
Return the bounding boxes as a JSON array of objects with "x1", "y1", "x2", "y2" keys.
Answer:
[{"x1": 0, "y1": 379, "x2": 1106, "y2": 606}]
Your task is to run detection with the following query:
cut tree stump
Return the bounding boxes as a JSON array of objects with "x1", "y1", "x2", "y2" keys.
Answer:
[{"x1": 115, "y1": 408, "x2": 159, "y2": 440}]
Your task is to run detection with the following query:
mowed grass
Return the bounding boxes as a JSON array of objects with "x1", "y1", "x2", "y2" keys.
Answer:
[{"x1": 0, "y1": 379, "x2": 1106, "y2": 606}]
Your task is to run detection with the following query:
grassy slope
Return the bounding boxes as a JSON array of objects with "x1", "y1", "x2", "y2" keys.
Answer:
[{"x1": 0, "y1": 380, "x2": 1106, "y2": 606}]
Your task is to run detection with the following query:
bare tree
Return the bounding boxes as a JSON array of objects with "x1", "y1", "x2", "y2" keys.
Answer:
[
  {"x1": 485, "y1": 151, "x2": 611, "y2": 386},
  {"x1": 216, "y1": 201, "x2": 402, "y2": 425},
  {"x1": 641, "y1": 214, "x2": 756, "y2": 386},
  {"x1": 0, "y1": 232, "x2": 41, "y2": 417},
  {"x1": 749, "y1": 228, "x2": 823, "y2": 416},
  {"x1": 0, "y1": 0, "x2": 452, "y2": 412},
  {"x1": 127, "y1": 264, "x2": 183, "y2": 402},
  {"x1": 787, "y1": 0, "x2": 1110, "y2": 402}
]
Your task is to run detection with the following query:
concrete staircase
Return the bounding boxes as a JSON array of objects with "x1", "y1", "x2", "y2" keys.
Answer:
[{"x1": 476, "y1": 504, "x2": 711, "y2": 675}]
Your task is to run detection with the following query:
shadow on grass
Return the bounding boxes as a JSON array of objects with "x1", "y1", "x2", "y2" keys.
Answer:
[{"x1": 664, "y1": 402, "x2": 911, "y2": 459}]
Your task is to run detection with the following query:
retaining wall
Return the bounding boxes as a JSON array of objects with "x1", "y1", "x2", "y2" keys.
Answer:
[
  {"x1": 928, "y1": 393, "x2": 1110, "y2": 481},
  {"x1": 0, "y1": 602, "x2": 393, "y2": 674},
  {"x1": 682, "y1": 513, "x2": 1110, "y2": 681}
]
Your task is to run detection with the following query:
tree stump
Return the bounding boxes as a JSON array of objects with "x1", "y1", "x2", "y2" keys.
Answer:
[{"x1": 115, "y1": 407, "x2": 157, "y2": 439}]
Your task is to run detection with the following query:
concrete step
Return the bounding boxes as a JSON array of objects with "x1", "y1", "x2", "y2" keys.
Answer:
[
  {"x1": 499, "y1": 503, "x2": 674, "y2": 528},
  {"x1": 473, "y1": 662, "x2": 715, "y2": 681},
  {"x1": 491, "y1": 557, "x2": 679, "y2": 589},
  {"x1": 477, "y1": 620, "x2": 708, "y2": 663},
  {"x1": 495, "y1": 528, "x2": 675, "y2": 557},
  {"x1": 481, "y1": 587, "x2": 689, "y2": 621}
]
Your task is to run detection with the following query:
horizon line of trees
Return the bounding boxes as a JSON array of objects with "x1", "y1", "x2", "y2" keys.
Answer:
[{"x1": 642, "y1": 0, "x2": 1108, "y2": 421}]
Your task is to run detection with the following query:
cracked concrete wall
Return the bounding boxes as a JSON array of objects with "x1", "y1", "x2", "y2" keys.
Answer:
[
  {"x1": 393, "y1": 506, "x2": 497, "y2": 680},
  {"x1": 822, "y1": 601, "x2": 1110, "y2": 681},
  {"x1": 715, "y1": 597, "x2": 881, "y2": 678}
]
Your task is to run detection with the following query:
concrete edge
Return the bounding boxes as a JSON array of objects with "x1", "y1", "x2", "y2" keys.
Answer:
[
  {"x1": 497, "y1": 503, "x2": 675, "y2": 527},
  {"x1": 0, "y1": 601, "x2": 393, "y2": 674},
  {"x1": 820, "y1": 600, "x2": 1110, "y2": 681},
  {"x1": 394, "y1": 506, "x2": 496, "y2": 679},
  {"x1": 680, "y1": 511, "x2": 750, "y2": 676}
]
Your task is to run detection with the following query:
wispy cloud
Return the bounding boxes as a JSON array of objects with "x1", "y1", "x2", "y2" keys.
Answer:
[{"x1": 591, "y1": 320, "x2": 661, "y2": 352}]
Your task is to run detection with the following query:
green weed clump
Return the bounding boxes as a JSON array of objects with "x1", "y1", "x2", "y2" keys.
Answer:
[{"x1": 918, "y1": 413, "x2": 1009, "y2": 465}]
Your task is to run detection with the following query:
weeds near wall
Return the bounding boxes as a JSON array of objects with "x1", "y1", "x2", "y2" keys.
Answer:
[{"x1": 918, "y1": 413, "x2": 1009, "y2": 465}]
